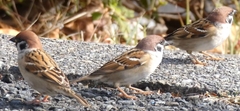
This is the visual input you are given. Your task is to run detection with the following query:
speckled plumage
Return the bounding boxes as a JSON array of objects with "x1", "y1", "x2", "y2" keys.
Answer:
[
  {"x1": 165, "y1": 6, "x2": 236, "y2": 65},
  {"x1": 10, "y1": 30, "x2": 89, "y2": 107},
  {"x1": 71, "y1": 35, "x2": 166, "y2": 99}
]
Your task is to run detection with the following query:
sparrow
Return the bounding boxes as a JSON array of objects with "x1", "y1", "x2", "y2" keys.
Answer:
[
  {"x1": 164, "y1": 6, "x2": 236, "y2": 65},
  {"x1": 10, "y1": 30, "x2": 89, "y2": 107},
  {"x1": 70, "y1": 35, "x2": 167, "y2": 99}
]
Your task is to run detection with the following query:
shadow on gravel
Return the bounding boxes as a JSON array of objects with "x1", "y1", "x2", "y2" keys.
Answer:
[
  {"x1": 134, "y1": 81, "x2": 209, "y2": 97},
  {"x1": 0, "y1": 66, "x2": 19, "y2": 74},
  {"x1": 8, "y1": 66, "x2": 21, "y2": 75},
  {"x1": 1, "y1": 66, "x2": 22, "y2": 83},
  {"x1": 71, "y1": 78, "x2": 212, "y2": 98}
]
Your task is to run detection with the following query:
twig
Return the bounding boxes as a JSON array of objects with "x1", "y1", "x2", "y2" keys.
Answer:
[
  {"x1": 64, "y1": 32, "x2": 82, "y2": 39},
  {"x1": 26, "y1": 13, "x2": 41, "y2": 30},
  {"x1": 185, "y1": 0, "x2": 190, "y2": 24},
  {"x1": 24, "y1": 0, "x2": 35, "y2": 23},
  {"x1": 89, "y1": 11, "x2": 106, "y2": 41},
  {"x1": 177, "y1": 13, "x2": 184, "y2": 26},
  {"x1": 11, "y1": 0, "x2": 24, "y2": 30}
]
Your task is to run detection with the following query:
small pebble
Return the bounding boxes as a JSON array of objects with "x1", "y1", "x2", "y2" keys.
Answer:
[
  {"x1": 117, "y1": 100, "x2": 135, "y2": 105},
  {"x1": 2, "y1": 74, "x2": 15, "y2": 83},
  {"x1": 9, "y1": 99, "x2": 25, "y2": 109},
  {"x1": 165, "y1": 102, "x2": 179, "y2": 106}
]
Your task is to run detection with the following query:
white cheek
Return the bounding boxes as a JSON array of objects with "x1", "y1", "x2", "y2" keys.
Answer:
[
  {"x1": 214, "y1": 23, "x2": 232, "y2": 43},
  {"x1": 146, "y1": 49, "x2": 163, "y2": 73},
  {"x1": 16, "y1": 41, "x2": 29, "y2": 52}
]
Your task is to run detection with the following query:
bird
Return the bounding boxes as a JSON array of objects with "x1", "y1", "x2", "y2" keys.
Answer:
[
  {"x1": 164, "y1": 6, "x2": 236, "y2": 65},
  {"x1": 10, "y1": 30, "x2": 89, "y2": 107},
  {"x1": 70, "y1": 35, "x2": 167, "y2": 99}
]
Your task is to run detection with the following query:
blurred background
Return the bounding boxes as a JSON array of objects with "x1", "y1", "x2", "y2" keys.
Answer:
[{"x1": 0, "y1": 0, "x2": 239, "y2": 54}]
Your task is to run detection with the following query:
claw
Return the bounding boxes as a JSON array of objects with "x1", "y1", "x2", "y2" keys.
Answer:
[
  {"x1": 42, "y1": 95, "x2": 50, "y2": 102},
  {"x1": 25, "y1": 95, "x2": 50, "y2": 105},
  {"x1": 187, "y1": 51, "x2": 207, "y2": 65},
  {"x1": 191, "y1": 58, "x2": 207, "y2": 66},
  {"x1": 128, "y1": 85, "x2": 153, "y2": 95},
  {"x1": 200, "y1": 51, "x2": 224, "y2": 61},
  {"x1": 117, "y1": 87, "x2": 137, "y2": 100}
]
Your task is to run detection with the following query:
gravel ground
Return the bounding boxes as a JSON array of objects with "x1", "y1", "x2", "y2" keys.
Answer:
[{"x1": 1, "y1": 34, "x2": 240, "y2": 111}]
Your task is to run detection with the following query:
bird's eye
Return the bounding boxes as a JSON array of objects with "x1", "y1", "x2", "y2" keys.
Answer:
[
  {"x1": 229, "y1": 10, "x2": 236, "y2": 16},
  {"x1": 159, "y1": 40, "x2": 165, "y2": 45},
  {"x1": 159, "y1": 40, "x2": 169, "y2": 46}
]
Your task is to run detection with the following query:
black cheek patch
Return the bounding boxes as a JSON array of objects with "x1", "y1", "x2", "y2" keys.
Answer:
[
  {"x1": 156, "y1": 46, "x2": 162, "y2": 52},
  {"x1": 228, "y1": 19, "x2": 232, "y2": 24},
  {"x1": 19, "y1": 43, "x2": 27, "y2": 50}
]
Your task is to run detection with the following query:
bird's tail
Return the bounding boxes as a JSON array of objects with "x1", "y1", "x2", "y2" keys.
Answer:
[
  {"x1": 70, "y1": 74, "x2": 103, "y2": 84},
  {"x1": 69, "y1": 75, "x2": 90, "y2": 84},
  {"x1": 68, "y1": 89, "x2": 90, "y2": 107}
]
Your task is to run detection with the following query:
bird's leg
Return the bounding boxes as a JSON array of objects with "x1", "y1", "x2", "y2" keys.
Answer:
[
  {"x1": 128, "y1": 85, "x2": 153, "y2": 95},
  {"x1": 200, "y1": 51, "x2": 223, "y2": 61},
  {"x1": 117, "y1": 86, "x2": 137, "y2": 99},
  {"x1": 42, "y1": 95, "x2": 50, "y2": 102},
  {"x1": 187, "y1": 51, "x2": 206, "y2": 65},
  {"x1": 25, "y1": 94, "x2": 42, "y2": 105}
]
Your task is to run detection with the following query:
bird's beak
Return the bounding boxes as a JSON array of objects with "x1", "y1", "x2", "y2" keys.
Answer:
[
  {"x1": 9, "y1": 37, "x2": 16, "y2": 43},
  {"x1": 161, "y1": 39, "x2": 170, "y2": 46}
]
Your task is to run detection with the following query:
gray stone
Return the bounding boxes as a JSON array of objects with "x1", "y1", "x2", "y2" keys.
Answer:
[{"x1": 0, "y1": 34, "x2": 240, "y2": 110}]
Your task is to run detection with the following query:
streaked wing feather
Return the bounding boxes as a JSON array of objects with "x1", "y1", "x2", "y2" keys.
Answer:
[
  {"x1": 90, "y1": 48, "x2": 150, "y2": 75},
  {"x1": 24, "y1": 49, "x2": 70, "y2": 87},
  {"x1": 165, "y1": 18, "x2": 215, "y2": 40}
]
